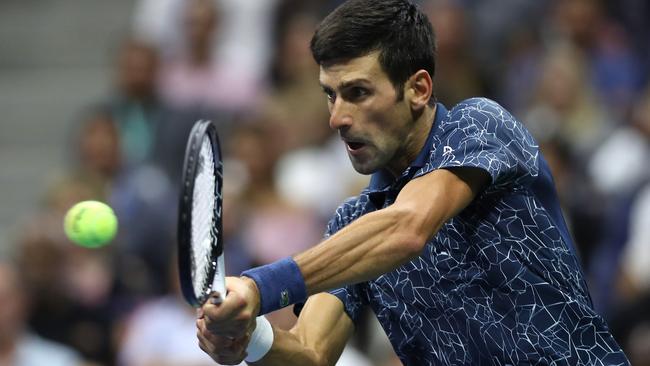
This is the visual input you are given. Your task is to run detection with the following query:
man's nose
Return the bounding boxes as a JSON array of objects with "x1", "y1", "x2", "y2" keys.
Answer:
[{"x1": 329, "y1": 99, "x2": 353, "y2": 131}]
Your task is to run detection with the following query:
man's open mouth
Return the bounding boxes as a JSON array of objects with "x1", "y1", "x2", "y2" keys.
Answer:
[{"x1": 347, "y1": 141, "x2": 365, "y2": 151}]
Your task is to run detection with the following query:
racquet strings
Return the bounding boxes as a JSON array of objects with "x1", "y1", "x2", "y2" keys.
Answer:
[{"x1": 191, "y1": 135, "x2": 217, "y2": 299}]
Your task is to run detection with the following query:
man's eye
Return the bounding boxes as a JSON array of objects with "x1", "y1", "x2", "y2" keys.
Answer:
[
  {"x1": 347, "y1": 87, "x2": 369, "y2": 100},
  {"x1": 324, "y1": 90, "x2": 336, "y2": 103}
]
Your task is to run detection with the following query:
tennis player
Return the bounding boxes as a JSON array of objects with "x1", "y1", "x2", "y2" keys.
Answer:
[{"x1": 197, "y1": 0, "x2": 629, "y2": 364}]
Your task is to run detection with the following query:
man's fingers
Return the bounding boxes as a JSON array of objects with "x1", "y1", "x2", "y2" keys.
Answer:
[
  {"x1": 215, "y1": 337, "x2": 248, "y2": 365},
  {"x1": 202, "y1": 291, "x2": 252, "y2": 338},
  {"x1": 198, "y1": 333, "x2": 236, "y2": 353},
  {"x1": 197, "y1": 324, "x2": 245, "y2": 360},
  {"x1": 199, "y1": 319, "x2": 250, "y2": 348},
  {"x1": 198, "y1": 336, "x2": 246, "y2": 364},
  {"x1": 203, "y1": 291, "x2": 246, "y2": 322},
  {"x1": 197, "y1": 318, "x2": 225, "y2": 349},
  {"x1": 197, "y1": 276, "x2": 259, "y2": 340},
  {"x1": 209, "y1": 291, "x2": 223, "y2": 305}
]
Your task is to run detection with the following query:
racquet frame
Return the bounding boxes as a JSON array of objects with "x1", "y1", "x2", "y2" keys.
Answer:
[{"x1": 178, "y1": 120, "x2": 225, "y2": 307}]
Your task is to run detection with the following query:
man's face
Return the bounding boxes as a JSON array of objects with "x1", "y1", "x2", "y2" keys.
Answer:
[{"x1": 320, "y1": 52, "x2": 414, "y2": 175}]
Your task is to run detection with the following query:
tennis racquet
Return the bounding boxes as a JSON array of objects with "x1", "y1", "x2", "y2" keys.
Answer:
[{"x1": 178, "y1": 120, "x2": 226, "y2": 307}]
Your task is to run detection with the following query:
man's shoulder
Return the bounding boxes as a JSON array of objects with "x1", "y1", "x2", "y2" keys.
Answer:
[
  {"x1": 449, "y1": 97, "x2": 505, "y2": 112},
  {"x1": 445, "y1": 97, "x2": 513, "y2": 123},
  {"x1": 439, "y1": 97, "x2": 527, "y2": 141}
]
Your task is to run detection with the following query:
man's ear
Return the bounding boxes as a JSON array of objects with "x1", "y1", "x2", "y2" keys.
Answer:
[{"x1": 406, "y1": 70, "x2": 433, "y2": 111}]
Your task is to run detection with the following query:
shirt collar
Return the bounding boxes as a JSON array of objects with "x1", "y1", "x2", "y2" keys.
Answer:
[{"x1": 367, "y1": 103, "x2": 448, "y2": 192}]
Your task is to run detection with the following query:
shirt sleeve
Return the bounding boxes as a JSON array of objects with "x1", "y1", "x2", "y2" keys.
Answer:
[
  {"x1": 415, "y1": 98, "x2": 540, "y2": 191},
  {"x1": 327, "y1": 286, "x2": 365, "y2": 323}
]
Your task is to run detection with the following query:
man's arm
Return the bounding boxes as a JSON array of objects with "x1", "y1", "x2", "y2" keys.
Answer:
[
  {"x1": 296, "y1": 167, "x2": 489, "y2": 294},
  {"x1": 202, "y1": 167, "x2": 488, "y2": 343},
  {"x1": 198, "y1": 289, "x2": 354, "y2": 366}
]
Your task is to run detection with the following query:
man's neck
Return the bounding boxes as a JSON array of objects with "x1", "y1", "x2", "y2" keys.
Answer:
[{"x1": 387, "y1": 104, "x2": 437, "y2": 177}]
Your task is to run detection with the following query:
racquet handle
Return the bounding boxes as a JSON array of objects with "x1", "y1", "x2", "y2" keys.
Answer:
[{"x1": 210, "y1": 253, "x2": 226, "y2": 303}]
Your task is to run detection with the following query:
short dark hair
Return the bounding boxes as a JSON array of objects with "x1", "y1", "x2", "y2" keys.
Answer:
[{"x1": 310, "y1": 0, "x2": 436, "y2": 100}]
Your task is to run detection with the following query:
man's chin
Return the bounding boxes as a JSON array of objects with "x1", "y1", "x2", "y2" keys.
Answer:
[{"x1": 349, "y1": 158, "x2": 380, "y2": 175}]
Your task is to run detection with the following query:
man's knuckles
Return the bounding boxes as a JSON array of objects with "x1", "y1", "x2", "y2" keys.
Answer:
[
  {"x1": 225, "y1": 291, "x2": 248, "y2": 309},
  {"x1": 234, "y1": 310, "x2": 253, "y2": 322}
]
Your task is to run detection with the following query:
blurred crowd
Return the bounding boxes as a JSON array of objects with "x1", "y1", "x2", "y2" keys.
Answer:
[{"x1": 2, "y1": 0, "x2": 650, "y2": 365}]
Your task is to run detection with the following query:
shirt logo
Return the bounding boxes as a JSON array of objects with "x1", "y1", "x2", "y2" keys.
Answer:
[{"x1": 443, "y1": 146, "x2": 453, "y2": 156}]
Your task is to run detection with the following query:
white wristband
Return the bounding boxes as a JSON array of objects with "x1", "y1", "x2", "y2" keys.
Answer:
[{"x1": 245, "y1": 316, "x2": 274, "y2": 363}]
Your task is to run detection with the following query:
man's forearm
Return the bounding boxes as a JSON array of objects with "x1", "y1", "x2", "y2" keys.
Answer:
[
  {"x1": 294, "y1": 167, "x2": 484, "y2": 296},
  {"x1": 242, "y1": 168, "x2": 480, "y2": 314},
  {"x1": 295, "y1": 205, "x2": 429, "y2": 295},
  {"x1": 250, "y1": 294, "x2": 353, "y2": 366},
  {"x1": 250, "y1": 327, "x2": 322, "y2": 366},
  {"x1": 241, "y1": 205, "x2": 429, "y2": 315}
]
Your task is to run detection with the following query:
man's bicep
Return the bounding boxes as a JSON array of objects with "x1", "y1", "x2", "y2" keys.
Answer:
[
  {"x1": 291, "y1": 293, "x2": 354, "y2": 364},
  {"x1": 393, "y1": 167, "x2": 490, "y2": 240},
  {"x1": 443, "y1": 167, "x2": 491, "y2": 202}
]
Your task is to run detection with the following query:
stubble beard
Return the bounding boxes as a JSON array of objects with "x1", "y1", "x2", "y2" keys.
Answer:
[{"x1": 348, "y1": 144, "x2": 391, "y2": 175}]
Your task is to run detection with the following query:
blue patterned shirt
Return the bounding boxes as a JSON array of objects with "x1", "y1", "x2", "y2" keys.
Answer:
[{"x1": 326, "y1": 98, "x2": 628, "y2": 365}]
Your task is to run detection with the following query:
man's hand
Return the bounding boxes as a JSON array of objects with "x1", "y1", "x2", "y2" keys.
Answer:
[{"x1": 196, "y1": 276, "x2": 261, "y2": 364}]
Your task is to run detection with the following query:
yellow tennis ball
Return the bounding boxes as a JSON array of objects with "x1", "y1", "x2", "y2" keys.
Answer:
[{"x1": 64, "y1": 201, "x2": 118, "y2": 248}]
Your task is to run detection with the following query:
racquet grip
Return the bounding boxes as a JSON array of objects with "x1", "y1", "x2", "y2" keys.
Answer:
[{"x1": 211, "y1": 253, "x2": 226, "y2": 301}]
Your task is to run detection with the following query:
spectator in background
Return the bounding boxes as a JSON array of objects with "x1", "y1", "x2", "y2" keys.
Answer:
[
  {"x1": 613, "y1": 0, "x2": 650, "y2": 79},
  {"x1": 13, "y1": 103, "x2": 172, "y2": 365},
  {"x1": 63, "y1": 103, "x2": 174, "y2": 333},
  {"x1": 547, "y1": 0, "x2": 644, "y2": 119},
  {"x1": 0, "y1": 261, "x2": 84, "y2": 366},
  {"x1": 588, "y1": 89, "x2": 650, "y2": 204},
  {"x1": 131, "y1": 0, "x2": 185, "y2": 59},
  {"x1": 423, "y1": 0, "x2": 487, "y2": 106},
  {"x1": 274, "y1": 132, "x2": 368, "y2": 220},
  {"x1": 579, "y1": 85, "x2": 650, "y2": 324},
  {"x1": 70, "y1": 107, "x2": 122, "y2": 195},
  {"x1": 617, "y1": 89, "x2": 650, "y2": 298},
  {"x1": 158, "y1": 0, "x2": 262, "y2": 114},
  {"x1": 15, "y1": 201, "x2": 117, "y2": 365},
  {"x1": 227, "y1": 121, "x2": 323, "y2": 267},
  {"x1": 129, "y1": 6, "x2": 236, "y2": 181},
  {"x1": 110, "y1": 39, "x2": 164, "y2": 168},
  {"x1": 452, "y1": 0, "x2": 549, "y2": 96},
  {"x1": 13, "y1": 132, "x2": 118, "y2": 363},
  {"x1": 498, "y1": 25, "x2": 545, "y2": 115},
  {"x1": 72, "y1": 56, "x2": 177, "y2": 301},
  {"x1": 141, "y1": 0, "x2": 240, "y2": 184},
  {"x1": 132, "y1": 0, "x2": 276, "y2": 103},
  {"x1": 85, "y1": 114, "x2": 176, "y2": 303},
  {"x1": 108, "y1": 161, "x2": 176, "y2": 302},
  {"x1": 264, "y1": 1, "x2": 330, "y2": 150},
  {"x1": 524, "y1": 44, "x2": 611, "y2": 159},
  {"x1": 215, "y1": 0, "x2": 277, "y2": 100}
]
